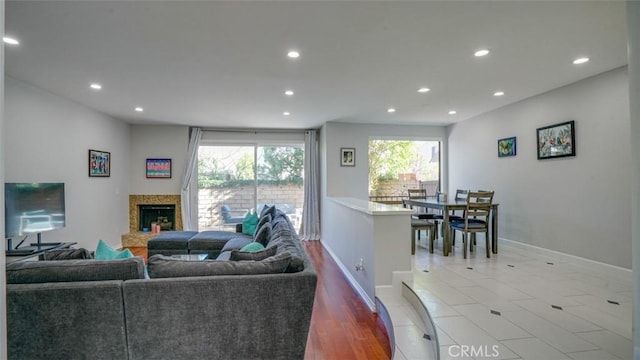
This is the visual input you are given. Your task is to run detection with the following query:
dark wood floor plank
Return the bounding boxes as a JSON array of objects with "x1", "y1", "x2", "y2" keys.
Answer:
[
  {"x1": 126, "y1": 241, "x2": 392, "y2": 360},
  {"x1": 302, "y1": 241, "x2": 391, "y2": 360}
]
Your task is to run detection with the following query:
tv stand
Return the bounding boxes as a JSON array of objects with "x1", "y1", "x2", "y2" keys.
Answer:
[
  {"x1": 29, "y1": 242, "x2": 63, "y2": 247},
  {"x1": 5, "y1": 240, "x2": 77, "y2": 262}
]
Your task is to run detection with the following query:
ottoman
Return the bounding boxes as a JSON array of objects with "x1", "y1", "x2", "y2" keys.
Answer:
[{"x1": 147, "y1": 231, "x2": 198, "y2": 257}]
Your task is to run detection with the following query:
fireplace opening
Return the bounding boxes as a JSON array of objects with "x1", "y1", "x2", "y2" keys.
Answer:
[{"x1": 139, "y1": 204, "x2": 176, "y2": 231}]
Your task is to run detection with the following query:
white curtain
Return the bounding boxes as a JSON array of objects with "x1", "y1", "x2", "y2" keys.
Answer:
[
  {"x1": 300, "y1": 129, "x2": 321, "y2": 240},
  {"x1": 181, "y1": 127, "x2": 202, "y2": 231}
]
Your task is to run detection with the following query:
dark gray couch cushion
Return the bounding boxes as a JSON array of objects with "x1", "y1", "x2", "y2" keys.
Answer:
[
  {"x1": 6, "y1": 257, "x2": 145, "y2": 284},
  {"x1": 39, "y1": 248, "x2": 94, "y2": 260},
  {"x1": 268, "y1": 214, "x2": 305, "y2": 272},
  {"x1": 230, "y1": 245, "x2": 277, "y2": 261},
  {"x1": 253, "y1": 213, "x2": 272, "y2": 236},
  {"x1": 188, "y1": 231, "x2": 251, "y2": 251},
  {"x1": 259, "y1": 204, "x2": 277, "y2": 219},
  {"x1": 220, "y1": 236, "x2": 253, "y2": 252},
  {"x1": 147, "y1": 253, "x2": 292, "y2": 278},
  {"x1": 254, "y1": 222, "x2": 272, "y2": 246}
]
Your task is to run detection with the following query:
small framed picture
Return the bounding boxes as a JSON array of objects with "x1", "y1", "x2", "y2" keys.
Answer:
[
  {"x1": 340, "y1": 148, "x2": 355, "y2": 167},
  {"x1": 89, "y1": 149, "x2": 110, "y2": 177},
  {"x1": 537, "y1": 120, "x2": 575, "y2": 160},
  {"x1": 497, "y1": 137, "x2": 517, "y2": 157},
  {"x1": 146, "y1": 158, "x2": 172, "y2": 178}
]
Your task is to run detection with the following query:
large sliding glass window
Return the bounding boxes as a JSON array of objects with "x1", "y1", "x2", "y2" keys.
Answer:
[
  {"x1": 368, "y1": 139, "x2": 441, "y2": 204},
  {"x1": 197, "y1": 141, "x2": 304, "y2": 232}
]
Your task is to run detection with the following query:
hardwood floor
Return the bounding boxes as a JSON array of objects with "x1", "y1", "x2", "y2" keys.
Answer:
[
  {"x1": 126, "y1": 242, "x2": 392, "y2": 360},
  {"x1": 302, "y1": 241, "x2": 392, "y2": 360}
]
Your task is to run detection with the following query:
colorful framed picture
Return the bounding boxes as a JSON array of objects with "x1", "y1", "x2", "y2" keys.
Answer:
[
  {"x1": 146, "y1": 159, "x2": 171, "y2": 179},
  {"x1": 88, "y1": 149, "x2": 110, "y2": 177},
  {"x1": 340, "y1": 148, "x2": 355, "y2": 167},
  {"x1": 497, "y1": 137, "x2": 517, "y2": 157},
  {"x1": 537, "y1": 120, "x2": 575, "y2": 160},
  {"x1": 146, "y1": 158, "x2": 172, "y2": 178}
]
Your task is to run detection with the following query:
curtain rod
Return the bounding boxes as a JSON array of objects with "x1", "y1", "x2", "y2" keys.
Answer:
[{"x1": 199, "y1": 127, "x2": 320, "y2": 134}]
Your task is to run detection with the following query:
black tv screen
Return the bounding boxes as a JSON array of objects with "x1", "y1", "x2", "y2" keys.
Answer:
[{"x1": 4, "y1": 183, "x2": 66, "y2": 238}]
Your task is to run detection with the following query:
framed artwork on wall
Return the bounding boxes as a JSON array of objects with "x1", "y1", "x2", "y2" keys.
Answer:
[
  {"x1": 88, "y1": 149, "x2": 110, "y2": 177},
  {"x1": 340, "y1": 148, "x2": 355, "y2": 167},
  {"x1": 497, "y1": 137, "x2": 517, "y2": 157},
  {"x1": 537, "y1": 120, "x2": 575, "y2": 160},
  {"x1": 146, "y1": 158, "x2": 172, "y2": 178}
]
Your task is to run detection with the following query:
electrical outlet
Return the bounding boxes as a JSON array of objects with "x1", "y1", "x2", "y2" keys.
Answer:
[{"x1": 355, "y1": 258, "x2": 365, "y2": 271}]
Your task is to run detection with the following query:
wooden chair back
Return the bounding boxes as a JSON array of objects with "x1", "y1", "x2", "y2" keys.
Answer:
[
  {"x1": 465, "y1": 191, "x2": 494, "y2": 221},
  {"x1": 407, "y1": 189, "x2": 427, "y2": 200},
  {"x1": 455, "y1": 189, "x2": 469, "y2": 201}
]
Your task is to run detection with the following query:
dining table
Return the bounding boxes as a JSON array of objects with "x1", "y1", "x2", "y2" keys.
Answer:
[{"x1": 402, "y1": 197, "x2": 499, "y2": 256}]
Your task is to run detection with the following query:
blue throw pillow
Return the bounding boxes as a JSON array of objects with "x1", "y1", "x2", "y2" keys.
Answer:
[
  {"x1": 239, "y1": 242, "x2": 265, "y2": 253},
  {"x1": 95, "y1": 239, "x2": 134, "y2": 260},
  {"x1": 242, "y1": 211, "x2": 259, "y2": 235}
]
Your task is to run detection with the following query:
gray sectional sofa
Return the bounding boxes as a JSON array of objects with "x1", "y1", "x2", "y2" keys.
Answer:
[{"x1": 6, "y1": 209, "x2": 317, "y2": 360}]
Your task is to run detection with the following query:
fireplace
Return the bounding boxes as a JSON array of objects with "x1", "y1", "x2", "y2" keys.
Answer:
[
  {"x1": 139, "y1": 204, "x2": 176, "y2": 231},
  {"x1": 127, "y1": 194, "x2": 182, "y2": 234}
]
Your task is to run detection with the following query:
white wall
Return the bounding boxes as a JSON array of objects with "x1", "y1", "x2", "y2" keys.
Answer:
[
  {"x1": 322, "y1": 122, "x2": 447, "y2": 200},
  {"x1": 4, "y1": 77, "x2": 131, "y2": 250},
  {"x1": 129, "y1": 124, "x2": 189, "y2": 195},
  {"x1": 448, "y1": 67, "x2": 631, "y2": 268},
  {"x1": 319, "y1": 122, "x2": 446, "y2": 298}
]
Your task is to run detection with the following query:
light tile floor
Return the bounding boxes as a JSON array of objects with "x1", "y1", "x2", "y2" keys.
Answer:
[{"x1": 377, "y1": 238, "x2": 633, "y2": 360}]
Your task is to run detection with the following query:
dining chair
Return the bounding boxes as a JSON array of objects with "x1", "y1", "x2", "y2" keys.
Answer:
[
  {"x1": 406, "y1": 188, "x2": 439, "y2": 238},
  {"x1": 435, "y1": 189, "x2": 468, "y2": 248},
  {"x1": 411, "y1": 218, "x2": 436, "y2": 254},
  {"x1": 448, "y1": 191, "x2": 494, "y2": 258}
]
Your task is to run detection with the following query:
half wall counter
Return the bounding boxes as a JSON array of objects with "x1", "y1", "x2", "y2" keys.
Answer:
[{"x1": 323, "y1": 197, "x2": 413, "y2": 311}]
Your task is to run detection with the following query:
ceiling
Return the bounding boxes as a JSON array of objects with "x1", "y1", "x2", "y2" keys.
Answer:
[{"x1": 4, "y1": 1, "x2": 629, "y2": 130}]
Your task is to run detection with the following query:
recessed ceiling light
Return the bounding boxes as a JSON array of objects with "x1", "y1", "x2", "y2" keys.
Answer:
[
  {"x1": 494, "y1": 91, "x2": 505, "y2": 97},
  {"x1": 284, "y1": 90, "x2": 294, "y2": 96},
  {"x1": 3, "y1": 36, "x2": 19, "y2": 45},
  {"x1": 572, "y1": 57, "x2": 589, "y2": 65},
  {"x1": 90, "y1": 83, "x2": 102, "y2": 90},
  {"x1": 135, "y1": 107, "x2": 144, "y2": 112},
  {"x1": 287, "y1": 50, "x2": 300, "y2": 59},
  {"x1": 474, "y1": 49, "x2": 490, "y2": 57},
  {"x1": 448, "y1": 110, "x2": 457, "y2": 115},
  {"x1": 283, "y1": 111, "x2": 291, "y2": 116},
  {"x1": 387, "y1": 108, "x2": 396, "y2": 113},
  {"x1": 417, "y1": 87, "x2": 431, "y2": 93}
]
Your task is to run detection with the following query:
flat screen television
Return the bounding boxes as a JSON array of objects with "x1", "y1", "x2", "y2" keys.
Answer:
[{"x1": 4, "y1": 182, "x2": 66, "y2": 239}]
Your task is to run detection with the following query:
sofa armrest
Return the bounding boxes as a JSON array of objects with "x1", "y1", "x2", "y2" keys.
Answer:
[{"x1": 8, "y1": 281, "x2": 128, "y2": 360}]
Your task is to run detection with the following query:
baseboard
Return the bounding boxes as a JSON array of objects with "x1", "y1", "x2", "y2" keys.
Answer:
[
  {"x1": 321, "y1": 242, "x2": 377, "y2": 312},
  {"x1": 499, "y1": 237, "x2": 632, "y2": 280},
  {"x1": 391, "y1": 270, "x2": 414, "y2": 294}
]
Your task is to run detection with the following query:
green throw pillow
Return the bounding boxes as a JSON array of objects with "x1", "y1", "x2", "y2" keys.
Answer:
[
  {"x1": 95, "y1": 239, "x2": 134, "y2": 260},
  {"x1": 239, "y1": 242, "x2": 265, "y2": 253},
  {"x1": 242, "y1": 211, "x2": 259, "y2": 235}
]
